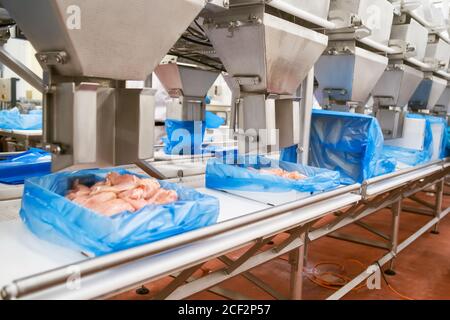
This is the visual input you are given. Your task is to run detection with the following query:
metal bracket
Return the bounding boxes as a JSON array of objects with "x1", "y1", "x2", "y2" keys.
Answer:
[
  {"x1": 235, "y1": 76, "x2": 260, "y2": 86},
  {"x1": 36, "y1": 51, "x2": 69, "y2": 65}
]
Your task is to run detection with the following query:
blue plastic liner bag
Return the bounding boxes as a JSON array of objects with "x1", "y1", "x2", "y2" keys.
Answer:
[
  {"x1": 205, "y1": 111, "x2": 225, "y2": 129},
  {"x1": 163, "y1": 119, "x2": 206, "y2": 155},
  {"x1": 308, "y1": 110, "x2": 395, "y2": 185},
  {"x1": 280, "y1": 144, "x2": 298, "y2": 163},
  {"x1": 20, "y1": 168, "x2": 220, "y2": 256},
  {"x1": 446, "y1": 126, "x2": 450, "y2": 157},
  {"x1": 206, "y1": 155, "x2": 340, "y2": 193},
  {"x1": 406, "y1": 113, "x2": 447, "y2": 159},
  {"x1": 382, "y1": 145, "x2": 431, "y2": 167},
  {"x1": 0, "y1": 148, "x2": 51, "y2": 184},
  {"x1": 0, "y1": 107, "x2": 42, "y2": 130}
]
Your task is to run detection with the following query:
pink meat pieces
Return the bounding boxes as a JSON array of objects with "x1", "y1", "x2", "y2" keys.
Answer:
[
  {"x1": 148, "y1": 189, "x2": 178, "y2": 205},
  {"x1": 90, "y1": 173, "x2": 140, "y2": 195},
  {"x1": 259, "y1": 168, "x2": 307, "y2": 180},
  {"x1": 66, "y1": 179, "x2": 91, "y2": 200},
  {"x1": 65, "y1": 172, "x2": 178, "y2": 216},
  {"x1": 85, "y1": 199, "x2": 136, "y2": 217}
]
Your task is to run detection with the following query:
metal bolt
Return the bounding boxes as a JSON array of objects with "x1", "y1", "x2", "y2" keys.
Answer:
[{"x1": 52, "y1": 145, "x2": 62, "y2": 155}]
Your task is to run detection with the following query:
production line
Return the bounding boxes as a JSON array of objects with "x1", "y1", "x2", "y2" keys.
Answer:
[{"x1": 0, "y1": 0, "x2": 450, "y2": 300}]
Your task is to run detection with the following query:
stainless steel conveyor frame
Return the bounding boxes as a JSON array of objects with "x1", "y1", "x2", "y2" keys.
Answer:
[{"x1": 0, "y1": 158, "x2": 449, "y2": 300}]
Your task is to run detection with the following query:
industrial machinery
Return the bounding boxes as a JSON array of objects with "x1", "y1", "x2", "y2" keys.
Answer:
[
  {"x1": 0, "y1": 0, "x2": 207, "y2": 171},
  {"x1": 315, "y1": 0, "x2": 392, "y2": 113},
  {"x1": 0, "y1": 0, "x2": 450, "y2": 302},
  {"x1": 202, "y1": 0, "x2": 329, "y2": 156},
  {"x1": 373, "y1": 0, "x2": 450, "y2": 140}
]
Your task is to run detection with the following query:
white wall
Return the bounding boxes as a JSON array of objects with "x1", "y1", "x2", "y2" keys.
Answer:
[{"x1": 3, "y1": 38, "x2": 43, "y2": 101}]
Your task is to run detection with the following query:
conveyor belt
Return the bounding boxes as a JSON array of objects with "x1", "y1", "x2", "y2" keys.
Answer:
[
  {"x1": 0, "y1": 159, "x2": 448, "y2": 300},
  {"x1": 0, "y1": 190, "x2": 360, "y2": 300}
]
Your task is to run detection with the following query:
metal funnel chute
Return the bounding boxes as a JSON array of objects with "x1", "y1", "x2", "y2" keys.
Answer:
[
  {"x1": 0, "y1": 0, "x2": 207, "y2": 171},
  {"x1": 372, "y1": 64, "x2": 424, "y2": 139},
  {"x1": 154, "y1": 61, "x2": 220, "y2": 121},
  {"x1": 409, "y1": 75, "x2": 448, "y2": 110},
  {"x1": 201, "y1": 2, "x2": 329, "y2": 154},
  {"x1": 435, "y1": 84, "x2": 450, "y2": 114},
  {"x1": 372, "y1": 64, "x2": 424, "y2": 109},
  {"x1": 204, "y1": 5, "x2": 328, "y2": 95},
  {"x1": 1, "y1": 0, "x2": 205, "y2": 80},
  {"x1": 315, "y1": 47, "x2": 388, "y2": 110},
  {"x1": 155, "y1": 62, "x2": 219, "y2": 99}
]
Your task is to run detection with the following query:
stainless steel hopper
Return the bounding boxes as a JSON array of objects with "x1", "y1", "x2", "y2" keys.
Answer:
[
  {"x1": 203, "y1": 0, "x2": 329, "y2": 153},
  {"x1": 1, "y1": 0, "x2": 205, "y2": 170},
  {"x1": 155, "y1": 61, "x2": 220, "y2": 121}
]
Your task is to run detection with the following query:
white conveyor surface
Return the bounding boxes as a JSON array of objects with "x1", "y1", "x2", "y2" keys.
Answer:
[
  {"x1": 0, "y1": 129, "x2": 42, "y2": 136},
  {"x1": 0, "y1": 220, "x2": 87, "y2": 289},
  {"x1": 219, "y1": 189, "x2": 312, "y2": 206},
  {"x1": 0, "y1": 187, "x2": 271, "y2": 291},
  {"x1": 365, "y1": 164, "x2": 443, "y2": 196},
  {"x1": 8, "y1": 193, "x2": 361, "y2": 300},
  {"x1": 0, "y1": 184, "x2": 24, "y2": 201}
]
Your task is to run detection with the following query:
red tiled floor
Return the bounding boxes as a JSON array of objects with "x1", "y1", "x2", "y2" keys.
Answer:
[{"x1": 112, "y1": 192, "x2": 450, "y2": 300}]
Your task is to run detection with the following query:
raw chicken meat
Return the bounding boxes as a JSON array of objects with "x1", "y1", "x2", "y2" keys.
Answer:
[
  {"x1": 66, "y1": 180, "x2": 90, "y2": 200},
  {"x1": 65, "y1": 172, "x2": 178, "y2": 216},
  {"x1": 258, "y1": 168, "x2": 307, "y2": 180},
  {"x1": 149, "y1": 189, "x2": 178, "y2": 205}
]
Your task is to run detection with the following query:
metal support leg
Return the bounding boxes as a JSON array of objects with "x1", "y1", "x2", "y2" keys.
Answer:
[
  {"x1": 432, "y1": 180, "x2": 444, "y2": 234},
  {"x1": 153, "y1": 264, "x2": 202, "y2": 300},
  {"x1": 385, "y1": 200, "x2": 401, "y2": 276},
  {"x1": 289, "y1": 234, "x2": 305, "y2": 300}
]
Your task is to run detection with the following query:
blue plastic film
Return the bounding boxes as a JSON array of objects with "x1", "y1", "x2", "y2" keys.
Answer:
[
  {"x1": 20, "y1": 168, "x2": 220, "y2": 256},
  {"x1": 206, "y1": 155, "x2": 340, "y2": 193}
]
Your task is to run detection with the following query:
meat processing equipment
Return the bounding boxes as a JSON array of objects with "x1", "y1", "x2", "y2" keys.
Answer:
[
  {"x1": 402, "y1": 0, "x2": 450, "y2": 113},
  {"x1": 0, "y1": 0, "x2": 207, "y2": 171},
  {"x1": 372, "y1": 14, "x2": 427, "y2": 139},
  {"x1": 408, "y1": 32, "x2": 450, "y2": 112},
  {"x1": 0, "y1": 0, "x2": 450, "y2": 303},
  {"x1": 371, "y1": 1, "x2": 450, "y2": 140},
  {"x1": 155, "y1": 57, "x2": 220, "y2": 123},
  {"x1": 201, "y1": 0, "x2": 329, "y2": 155},
  {"x1": 314, "y1": 0, "x2": 392, "y2": 113}
]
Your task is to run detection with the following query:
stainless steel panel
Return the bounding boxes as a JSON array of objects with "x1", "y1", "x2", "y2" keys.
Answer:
[
  {"x1": 237, "y1": 95, "x2": 277, "y2": 154},
  {"x1": 264, "y1": 14, "x2": 328, "y2": 94},
  {"x1": 96, "y1": 87, "x2": 116, "y2": 167},
  {"x1": 376, "y1": 109, "x2": 405, "y2": 139},
  {"x1": 205, "y1": 6, "x2": 328, "y2": 94},
  {"x1": 115, "y1": 88, "x2": 156, "y2": 164},
  {"x1": 275, "y1": 99, "x2": 300, "y2": 149},
  {"x1": 425, "y1": 38, "x2": 450, "y2": 70},
  {"x1": 315, "y1": 46, "x2": 388, "y2": 105},
  {"x1": 165, "y1": 97, "x2": 204, "y2": 121},
  {"x1": 329, "y1": 0, "x2": 394, "y2": 45},
  {"x1": 2, "y1": 0, "x2": 205, "y2": 80},
  {"x1": 409, "y1": 76, "x2": 448, "y2": 110},
  {"x1": 390, "y1": 18, "x2": 428, "y2": 61},
  {"x1": 48, "y1": 83, "x2": 75, "y2": 172},
  {"x1": 435, "y1": 85, "x2": 450, "y2": 114},
  {"x1": 372, "y1": 64, "x2": 424, "y2": 108},
  {"x1": 154, "y1": 63, "x2": 219, "y2": 98},
  {"x1": 352, "y1": 47, "x2": 388, "y2": 102},
  {"x1": 49, "y1": 85, "x2": 155, "y2": 170},
  {"x1": 73, "y1": 83, "x2": 98, "y2": 164}
]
